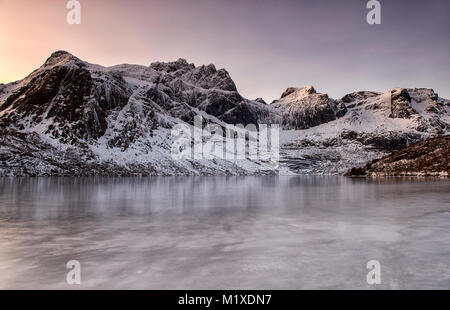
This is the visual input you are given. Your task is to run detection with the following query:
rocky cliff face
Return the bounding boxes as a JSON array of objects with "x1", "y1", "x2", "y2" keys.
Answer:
[
  {"x1": 0, "y1": 51, "x2": 449, "y2": 176},
  {"x1": 271, "y1": 86, "x2": 347, "y2": 130},
  {"x1": 0, "y1": 51, "x2": 131, "y2": 145}
]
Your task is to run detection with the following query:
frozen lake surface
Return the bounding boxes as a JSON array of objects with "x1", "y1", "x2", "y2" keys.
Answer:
[{"x1": 0, "y1": 176, "x2": 448, "y2": 289}]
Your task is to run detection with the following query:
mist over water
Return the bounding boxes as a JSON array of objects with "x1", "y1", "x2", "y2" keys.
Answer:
[{"x1": 0, "y1": 177, "x2": 448, "y2": 289}]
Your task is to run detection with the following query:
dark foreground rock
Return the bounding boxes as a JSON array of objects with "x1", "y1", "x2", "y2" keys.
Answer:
[{"x1": 345, "y1": 135, "x2": 449, "y2": 177}]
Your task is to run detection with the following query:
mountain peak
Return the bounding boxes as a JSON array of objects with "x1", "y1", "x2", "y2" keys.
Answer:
[
  {"x1": 280, "y1": 85, "x2": 316, "y2": 99},
  {"x1": 43, "y1": 50, "x2": 82, "y2": 68},
  {"x1": 150, "y1": 58, "x2": 195, "y2": 72},
  {"x1": 49, "y1": 50, "x2": 72, "y2": 57},
  {"x1": 175, "y1": 58, "x2": 189, "y2": 65}
]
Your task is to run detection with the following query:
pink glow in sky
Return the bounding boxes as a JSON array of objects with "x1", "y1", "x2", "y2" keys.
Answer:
[{"x1": 1, "y1": 0, "x2": 449, "y2": 102}]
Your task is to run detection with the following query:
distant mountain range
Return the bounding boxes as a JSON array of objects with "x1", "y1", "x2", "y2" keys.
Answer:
[{"x1": 0, "y1": 51, "x2": 449, "y2": 176}]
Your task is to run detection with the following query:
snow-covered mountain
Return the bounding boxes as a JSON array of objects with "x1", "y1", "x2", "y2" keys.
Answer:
[
  {"x1": 0, "y1": 51, "x2": 448, "y2": 176},
  {"x1": 279, "y1": 87, "x2": 450, "y2": 174}
]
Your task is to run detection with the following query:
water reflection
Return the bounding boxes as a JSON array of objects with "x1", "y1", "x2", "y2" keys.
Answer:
[
  {"x1": 0, "y1": 176, "x2": 448, "y2": 221},
  {"x1": 0, "y1": 177, "x2": 448, "y2": 289}
]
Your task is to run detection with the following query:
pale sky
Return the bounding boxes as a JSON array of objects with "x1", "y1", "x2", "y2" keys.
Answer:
[{"x1": 1, "y1": 0, "x2": 449, "y2": 102}]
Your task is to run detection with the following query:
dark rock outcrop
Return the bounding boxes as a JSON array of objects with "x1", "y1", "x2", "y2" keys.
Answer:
[
  {"x1": 254, "y1": 98, "x2": 267, "y2": 105},
  {"x1": 345, "y1": 135, "x2": 449, "y2": 177},
  {"x1": 340, "y1": 130, "x2": 424, "y2": 152},
  {"x1": 389, "y1": 88, "x2": 417, "y2": 119},
  {"x1": 339, "y1": 91, "x2": 381, "y2": 108}
]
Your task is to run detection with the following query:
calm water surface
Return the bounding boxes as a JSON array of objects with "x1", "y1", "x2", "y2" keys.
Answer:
[{"x1": 0, "y1": 176, "x2": 448, "y2": 289}]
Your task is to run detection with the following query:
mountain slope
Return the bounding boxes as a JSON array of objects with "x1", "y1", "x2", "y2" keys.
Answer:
[
  {"x1": 0, "y1": 51, "x2": 269, "y2": 176},
  {"x1": 345, "y1": 135, "x2": 449, "y2": 177}
]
